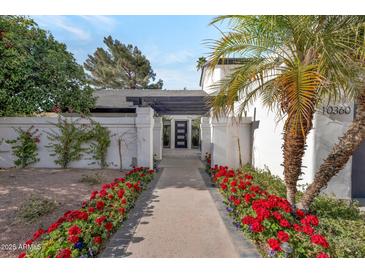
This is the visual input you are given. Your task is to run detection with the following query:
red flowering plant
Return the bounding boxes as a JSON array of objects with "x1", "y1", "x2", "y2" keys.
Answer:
[
  {"x1": 19, "y1": 167, "x2": 154, "y2": 258},
  {"x1": 204, "y1": 153, "x2": 211, "y2": 173},
  {"x1": 210, "y1": 165, "x2": 330, "y2": 258}
]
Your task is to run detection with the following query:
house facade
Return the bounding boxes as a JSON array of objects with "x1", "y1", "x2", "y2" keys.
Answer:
[{"x1": 1, "y1": 64, "x2": 364, "y2": 202}]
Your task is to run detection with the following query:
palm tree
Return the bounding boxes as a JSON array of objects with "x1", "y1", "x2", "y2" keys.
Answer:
[
  {"x1": 196, "y1": 56, "x2": 207, "y2": 71},
  {"x1": 207, "y1": 16, "x2": 365, "y2": 206}
]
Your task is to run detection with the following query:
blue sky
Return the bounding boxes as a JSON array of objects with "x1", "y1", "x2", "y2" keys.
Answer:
[{"x1": 31, "y1": 16, "x2": 224, "y2": 90}]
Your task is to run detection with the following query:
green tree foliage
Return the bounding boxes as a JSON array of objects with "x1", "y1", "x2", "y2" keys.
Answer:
[
  {"x1": 0, "y1": 16, "x2": 95, "y2": 116},
  {"x1": 84, "y1": 35, "x2": 163, "y2": 89}
]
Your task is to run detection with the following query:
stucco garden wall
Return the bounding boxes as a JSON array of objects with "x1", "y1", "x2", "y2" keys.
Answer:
[
  {"x1": 249, "y1": 99, "x2": 316, "y2": 188},
  {"x1": 0, "y1": 107, "x2": 155, "y2": 170},
  {"x1": 249, "y1": 100, "x2": 354, "y2": 199}
]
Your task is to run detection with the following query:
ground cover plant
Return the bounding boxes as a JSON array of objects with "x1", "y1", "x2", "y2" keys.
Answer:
[
  {"x1": 206, "y1": 158, "x2": 365, "y2": 258},
  {"x1": 78, "y1": 173, "x2": 106, "y2": 186},
  {"x1": 19, "y1": 167, "x2": 154, "y2": 258},
  {"x1": 17, "y1": 196, "x2": 58, "y2": 223}
]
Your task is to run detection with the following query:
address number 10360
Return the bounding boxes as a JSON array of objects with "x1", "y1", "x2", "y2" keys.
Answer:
[{"x1": 322, "y1": 105, "x2": 351, "y2": 115}]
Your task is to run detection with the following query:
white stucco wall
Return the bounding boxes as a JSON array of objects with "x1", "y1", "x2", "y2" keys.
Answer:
[
  {"x1": 153, "y1": 117, "x2": 163, "y2": 160},
  {"x1": 0, "y1": 107, "x2": 155, "y2": 170},
  {"x1": 245, "y1": 99, "x2": 315, "y2": 187},
  {"x1": 210, "y1": 116, "x2": 252, "y2": 169},
  {"x1": 248, "y1": 100, "x2": 354, "y2": 197},
  {"x1": 201, "y1": 65, "x2": 241, "y2": 95},
  {"x1": 200, "y1": 117, "x2": 211, "y2": 160},
  {"x1": 135, "y1": 107, "x2": 154, "y2": 169},
  {"x1": 0, "y1": 116, "x2": 137, "y2": 170},
  {"x1": 312, "y1": 103, "x2": 354, "y2": 199}
]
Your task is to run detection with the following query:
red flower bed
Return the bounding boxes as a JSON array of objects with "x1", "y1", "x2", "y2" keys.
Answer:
[
  {"x1": 210, "y1": 165, "x2": 330, "y2": 258},
  {"x1": 19, "y1": 167, "x2": 154, "y2": 258}
]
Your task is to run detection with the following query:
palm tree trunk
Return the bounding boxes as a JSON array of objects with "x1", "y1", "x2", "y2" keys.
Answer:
[
  {"x1": 283, "y1": 116, "x2": 313, "y2": 206},
  {"x1": 299, "y1": 91, "x2": 365, "y2": 210}
]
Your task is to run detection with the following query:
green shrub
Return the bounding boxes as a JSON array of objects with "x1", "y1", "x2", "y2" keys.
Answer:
[
  {"x1": 318, "y1": 217, "x2": 365, "y2": 257},
  {"x1": 311, "y1": 196, "x2": 365, "y2": 257},
  {"x1": 312, "y1": 196, "x2": 363, "y2": 220},
  {"x1": 85, "y1": 121, "x2": 111, "y2": 169},
  {"x1": 46, "y1": 118, "x2": 88, "y2": 168},
  {"x1": 6, "y1": 126, "x2": 40, "y2": 168}
]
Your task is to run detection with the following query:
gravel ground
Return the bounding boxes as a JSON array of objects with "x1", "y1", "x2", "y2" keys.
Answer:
[{"x1": 0, "y1": 168, "x2": 124, "y2": 258}]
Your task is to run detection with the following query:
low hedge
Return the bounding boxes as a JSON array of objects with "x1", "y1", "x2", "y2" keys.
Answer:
[
  {"x1": 208, "y1": 164, "x2": 365, "y2": 258},
  {"x1": 19, "y1": 167, "x2": 155, "y2": 258}
]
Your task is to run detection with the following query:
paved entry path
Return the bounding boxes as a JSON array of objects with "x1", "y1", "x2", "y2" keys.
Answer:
[
  {"x1": 101, "y1": 149, "x2": 258, "y2": 258},
  {"x1": 119, "y1": 149, "x2": 257, "y2": 258},
  {"x1": 125, "y1": 149, "x2": 238, "y2": 257}
]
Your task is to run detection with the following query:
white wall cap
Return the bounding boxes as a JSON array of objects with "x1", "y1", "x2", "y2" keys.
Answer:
[
  {"x1": 201, "y1": 117, "x2": 210, "y2": 123},
  {"x1": 136, "y1": 106, "x2": 154, "y2": 115},
  {"x1": 210, "y1": 116, "x2": 252, "y2": 125}
]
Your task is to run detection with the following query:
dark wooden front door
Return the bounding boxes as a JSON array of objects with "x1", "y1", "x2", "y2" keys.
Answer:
[{"x1": 175, "y1": 121, "x2": 187, "y2": 148}]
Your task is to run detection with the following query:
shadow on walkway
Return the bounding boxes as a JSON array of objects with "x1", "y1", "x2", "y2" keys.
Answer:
[{"x1": 155, "y1": 149, "x2": 207, "y2": 191}]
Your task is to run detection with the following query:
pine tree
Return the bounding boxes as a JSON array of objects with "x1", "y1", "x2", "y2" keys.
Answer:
[{"x1": 84, "y1": 35, "x2": 163, "y2": 89}]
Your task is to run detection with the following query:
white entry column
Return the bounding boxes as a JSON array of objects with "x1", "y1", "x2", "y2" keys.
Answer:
[
  {"x1": 136, "y1": 107, "x2": 154, "y2": 169},
  {"x1": 170, "y1": 118, "x2": 175, "y2": 149},
  {"x1": 153, "y1": 117, "x2": 163, "y2": 160},
  {"x1": 200, "y1": 117, "x2": 211, "y2": 160},
  {"x1": 210, "y1": 117, "x2": 229, "y2": 167},
  {"x1": 210, "y1": 116, "x2": 252, "y2": 169},
  {"x1": 187, "y1": 118, "x2": 192, "y2": 149}
]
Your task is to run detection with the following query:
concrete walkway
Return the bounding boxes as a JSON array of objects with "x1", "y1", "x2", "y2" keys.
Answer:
[{"x1": 101, "y1": 149, "x2": 258, "y2": 258}]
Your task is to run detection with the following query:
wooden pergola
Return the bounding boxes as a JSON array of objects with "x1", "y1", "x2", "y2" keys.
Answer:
[{"x1": 94, "y1": 89, "x2": 211, "y2": 115}]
